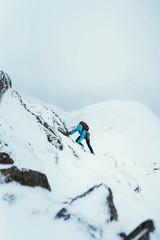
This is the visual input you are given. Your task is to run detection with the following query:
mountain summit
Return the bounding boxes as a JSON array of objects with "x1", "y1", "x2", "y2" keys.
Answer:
[{"x1": 0, "y1": 72, "x2": 160, "y2": 240}]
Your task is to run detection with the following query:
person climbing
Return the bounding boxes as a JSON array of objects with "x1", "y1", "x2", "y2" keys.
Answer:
[{"x1": 68, "y1": 121, "x2": 95, "y2": 154}]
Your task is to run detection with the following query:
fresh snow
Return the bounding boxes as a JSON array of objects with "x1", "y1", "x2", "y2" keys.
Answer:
[{"x1": 0, "y1": 89, "x2": 160, "y2": 240}]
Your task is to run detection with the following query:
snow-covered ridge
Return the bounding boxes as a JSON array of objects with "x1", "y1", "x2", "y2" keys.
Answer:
[{"x1": 0, "y1": 71, "x2": 160, "y2": 240}]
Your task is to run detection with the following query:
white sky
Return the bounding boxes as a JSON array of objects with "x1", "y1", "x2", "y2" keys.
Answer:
[{"x1": 0, "y1": 0, "x2": 160, "y2": 115}]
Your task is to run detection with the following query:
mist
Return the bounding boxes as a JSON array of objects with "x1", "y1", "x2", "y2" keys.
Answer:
[{"x1": 0, "y1": 0, "x2": 160, "y2": 114}]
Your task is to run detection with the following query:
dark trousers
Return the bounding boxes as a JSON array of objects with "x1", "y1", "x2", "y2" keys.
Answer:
[{"x1": 76, "y1": 136, "x2": 94, "y2": 154}]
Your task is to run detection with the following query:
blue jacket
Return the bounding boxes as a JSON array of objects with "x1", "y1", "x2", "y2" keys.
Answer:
[{"x1": 71, "y1": 124, "x2": 87, "y2": 143}]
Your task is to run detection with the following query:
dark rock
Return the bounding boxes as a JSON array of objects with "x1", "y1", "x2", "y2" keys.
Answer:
[
  {"x1": 55, "y1": 184, "x2": 115, "y2": 239},
  {"x1": 121, "y1": 219, "x2": 155, "y2": 240},
  {"x1": 55, "y1": 184, "x2": 118, "y2": 239},
  {"x1": 70, "y1": 184, "x2": 118, "y2": 222},
  {"x1": 0, "y1": 71, "x2": 12, "y2": 96},
  {"x1": 68, "y1": 145, "x2": 79, "y2": 158},
  {"x1": 87, "y1": 224, "x2": 102, "y2": 239},
  {"x1": 134, "y1": 186, "x2": 141, "y2": 193},
  {"x1": 0, "y1": 166, "x2": 51, "y2": 191},
  {"x1": 56, "y1": 184, "x2": 118, "y2": 223},
  {"x1": 119, "y1": 232, "x2": 127, "y2": 238},
  {"x1": 13, "y1": 91, "x2": 64, "y2": 151},
  {"x1": 0, "y1": 152, "x2": 9, "y2": 159},
  {"x1": 55, "y1": 208, "x2": 70, "y2": 220},
  {"x1": 70, "y1": 183, "x2": 104, "y2": 203},
  {"x1": 58, "y1": 128, "x2": 69, "y2": 137},
  {"x1": 107, "y1": 188, "x2": 118, "y2": 221},
  {"x1": 153, "y1": 168, "x2": 160, "y2": 171},
  {"x1": 0, "y1": 152, "x2": 14, "y2": 164}
]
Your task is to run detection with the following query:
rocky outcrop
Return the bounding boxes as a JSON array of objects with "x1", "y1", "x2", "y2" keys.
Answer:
[
  {"x1": 56, "y1": 207, "x2": 70, "y2": 220},
  {"x1": 120, "y1": 219, "x2": 155, "y2": 240},
  {"x1": 0, "y1": 166, "x2": 51, "y2": 191},
  {"x1": 13, "y1": 91, "x2": 66, "y2": 151},
  {"x1": 0, "y1": 72, "x2": 76, "y2": 157},
  {"x1": 56, "y1": 183, "x2": 118, "y2": 222},
  {"x1": 107, "y1": 188, "x2": 118, "y2": 221},
  {"x1": 0, "y1": 152, "x2": 14, "y2": 164},
  {"x1": 56, "y1": 184, "x2": 118, "y2": 239},
  {"x1": 0, "y1": 71, "x2": 12, "y2": 97}
]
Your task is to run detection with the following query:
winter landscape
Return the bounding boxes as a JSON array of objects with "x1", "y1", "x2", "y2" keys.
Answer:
[{"x1": 0, "y1": 71, "x2": 160, "y2": 240}]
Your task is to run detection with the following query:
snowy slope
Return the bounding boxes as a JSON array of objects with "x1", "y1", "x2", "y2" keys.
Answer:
[
  {"x1": 0, "y1": 86, "x2": 160, "y2": 239},
  {"x1": 62, "y1": 101, "x2": 160, "y2": 237}
]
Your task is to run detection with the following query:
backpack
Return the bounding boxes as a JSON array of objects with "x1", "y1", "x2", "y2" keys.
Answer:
[{"x1": 79, "y1": 121, "x2": 89, "y2": 131}]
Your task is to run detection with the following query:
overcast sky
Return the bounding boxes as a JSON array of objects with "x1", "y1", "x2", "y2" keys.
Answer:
[{"x1": 0, "y1": 0, "x2": 160, "y2": 115}]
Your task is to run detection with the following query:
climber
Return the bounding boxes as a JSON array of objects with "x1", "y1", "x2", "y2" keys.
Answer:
[{"x1": 68, "y1": 121, "x2": 95, "y2": 154}]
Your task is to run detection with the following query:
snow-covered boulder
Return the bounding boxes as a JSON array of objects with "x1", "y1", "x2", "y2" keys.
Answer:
[{"x1": 56, "y1": 184, "x2": 118, "y2": 239}]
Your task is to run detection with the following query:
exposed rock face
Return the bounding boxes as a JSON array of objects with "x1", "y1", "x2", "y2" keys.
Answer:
[
  {"x1": 13, "y1": 91, "x2": 66, "y2": 151},
  {"x1": 0, "y1": 152, "x2": 14, "y2": 164},
  {"x1": 56, "y1": 183, "x2": 118, "y2": 239},
  {"x1": 0, "y1": 72, "x2": 77, "y2": 159},
  {"x1": 107, "y1": 188, "x2": 118, "y2": 221},
  {"x1": 0, "y1": 71, "x2": 12, "y2": 96},
  {"x1": 120, "y1": 219, "x2": 155, "y2": 240},
  {"x1": 56, "y1": 183, "x2": 118, "y2": 222},
  {"x1": 0, "y1": 166, "x2": 51, "y2": 191}
]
